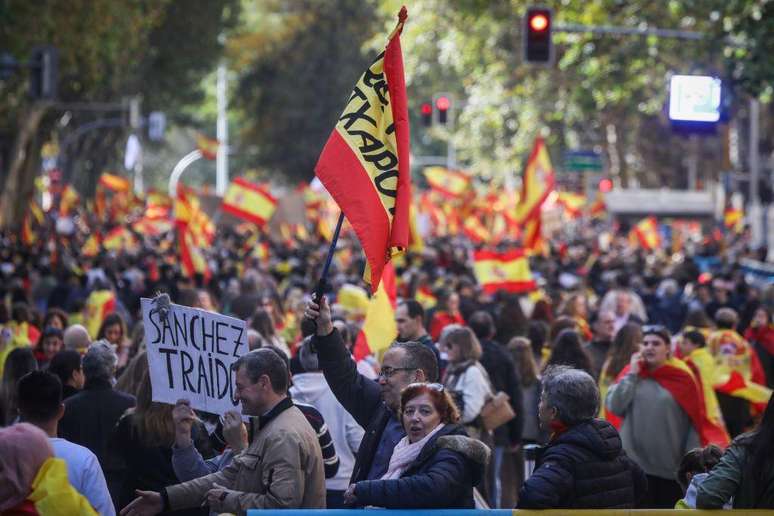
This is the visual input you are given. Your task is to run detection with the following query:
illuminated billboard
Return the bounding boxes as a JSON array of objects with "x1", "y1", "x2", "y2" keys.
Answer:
[{"x1": 668, "y1": 75, "x2": 722, "y2": 123}]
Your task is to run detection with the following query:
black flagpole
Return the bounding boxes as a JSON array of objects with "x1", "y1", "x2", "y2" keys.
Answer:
[{"x1": 314, "y1": 211, "x2": 345, "y2": 302}]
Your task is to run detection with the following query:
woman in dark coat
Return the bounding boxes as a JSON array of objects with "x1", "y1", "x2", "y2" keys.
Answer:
[{"x1": 343, "y1": 382, "x2": 490, "y2": 509}]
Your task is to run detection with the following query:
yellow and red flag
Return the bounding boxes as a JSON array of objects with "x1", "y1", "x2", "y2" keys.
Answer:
[
  {"x1": 98, "y1": 173, "x2": 131, "y2": 193},
  {"x1": 463, "y1": 216, "x2": 490, "y2": 244},
  {"x1": 684, "y1": 347, "x2": 730, "y2": 445},
  {"x1": 59, "y1": 184, "x2": 80, "y2": 216},
  {"x1": 423, "y1": 167, "x2": 471, "y2": 199},
  {"x1": 84, "y1": 289, "x2": 116, "y2": 339},
  {"x1": 221, "y1": 177, "x2": 278, "y2": 227},
  {"x1": 523, "y1": 217, "x2": 547, "y2": 255},
  {"x1": 314, "y1": 8, "x2": 411, "y2": 292},
  {"x1": 82, "y1": 233, "x2": 101, "y2": 257},
  {"x1": 21, "y1": 215, "x2": 36, "y2": 246},
  {"x1": 724, "y1": 206, "x2": 744, "y2": 233},
  {"x1": 708, "y1": 329, "x2": 772, "y2": 411},
  {"x1": 630, "y1": 216, "x2": 661, "y2": 251},
  {"x1": 352, "y1": 263, "x2": 398, "y2": 360},
  {"x1": 29, "y1": 199, "x2": 45, "y2": 225},
  {"x1": 196, "y1": 134, "x2": 219, "y2": 160},
  {"x1": 175, "y1": 184, "x2": 213, "y2": 280},
  {"x1": 609, "y1": 357, "x2": 730, "y2": 447},
  {"x1": 589, "y1": 194, "x2": 606, "y2": 218},
  {"x1": 516, "y1": 137, "x2": 555, "y2": 224},
  {"x1": 415, "y1": 285, "x2": 437, "y2": 310},
  {"x1": 556, "y1": 191, "x2": 586, "y2": 219},
  {"x1": 473, "y1": 249, "x2": 537, "y2": 294}
]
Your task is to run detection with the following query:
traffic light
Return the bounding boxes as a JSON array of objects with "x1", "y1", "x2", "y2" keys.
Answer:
[
  {"x1": 421, "y1": 102, "x2": 432, "y2": 127},
  {"x1": 523, "y1": 7, "x2": 553, "y2": 64},
  {"x1": 598, "y1": 178, "x2": 613, "y2": 193},
  {"x1": 29, "y1": 46, "x2": 58, "y2": 100},
  {"x1": 435, "y1": 95, "x2": 451, "y2": 125}
]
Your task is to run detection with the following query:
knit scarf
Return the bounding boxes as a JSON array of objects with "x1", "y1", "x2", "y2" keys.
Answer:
[{"x1": 380, "y1": 423, "x2": 446, "y2": 480}]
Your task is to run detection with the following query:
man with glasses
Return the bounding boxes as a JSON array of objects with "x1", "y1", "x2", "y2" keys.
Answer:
[{"x1": 305, "y1": 296, "x2": 439, "y2": 484}]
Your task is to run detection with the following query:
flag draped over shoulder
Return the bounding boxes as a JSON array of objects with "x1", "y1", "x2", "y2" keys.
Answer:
[
  {"x1": 221, "y1": 177, "x2": 278, "y2": 226},
  {"x1": 314, "y1": 7, "x2": 411, "y2": 292},
  {"x1": 353, "y1": 263, "x2": 398, "y2": 360},
  {"x1": 609, "y1": 357, "x2": 729, "y2": 447},
  {"x1": 473, "y1": 249, "x2": 536, "y2": 294}
]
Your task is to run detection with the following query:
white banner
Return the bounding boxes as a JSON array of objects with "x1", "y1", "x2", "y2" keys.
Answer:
[{"x1": 141, "y1": 297, "x2": 248, "y2": 415}]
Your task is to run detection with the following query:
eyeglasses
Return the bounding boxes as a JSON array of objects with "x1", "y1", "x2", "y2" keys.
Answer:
[
  {"x1": 406, "y1": 382, "x2": 444, "y2": 392},
  {"x1": 378, "y1": 366, "x2": 416, "y2": 378}
]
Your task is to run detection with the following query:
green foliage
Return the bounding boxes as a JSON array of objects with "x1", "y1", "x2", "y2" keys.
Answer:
[{"x1": 230, "y1": 0, "x2": 383, "y2": 183}]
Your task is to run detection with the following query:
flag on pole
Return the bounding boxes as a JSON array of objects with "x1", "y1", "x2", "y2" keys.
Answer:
[
  {"x1": 724, "y1": 206, "x2": 744, "y2": 233},
  {"x1": 516, "y1": 137, "x2": 555, "y2": 224},
  {"x1": 221, "y1": 177, "x2": 278, "y2": 226},
  {"x1": 352, "y1": 263, "x2": 398, "y2": 360},
  {"x1": 314, "y1": 7, "x2": 411, "y2": 292},
  {"x1": 473, "y1": 249, "x2": 537, "y2": 294},
  {"x1": 423, "y1": 167, "x2": 471, "y2": 199}
]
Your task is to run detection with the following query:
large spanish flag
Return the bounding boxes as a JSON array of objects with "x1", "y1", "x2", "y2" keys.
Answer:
[
  {"x1": 684, "y1": 347, "x2": 730, "y2": 445},
  {"x1": 473, "y1": 249, "x2": 536, "y2": 294},
  {"x1": 352, "y1": 263, "x2": 398, "y2": 360},
  {"x1": 221, "y1": 177, "x2": 278, "y2": 226},
  {"x1": 314, "y1": 7, "x2": 411, "y2": 292},
  {"x1": 424, "y1": 167, "x2": 471, "y2": 199},
  {"x1": 516, "y1": 137, "x2": 555, "y2": 224}
]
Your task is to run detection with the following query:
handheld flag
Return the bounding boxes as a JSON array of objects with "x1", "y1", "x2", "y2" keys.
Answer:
[
  {"x1": 630, "y1": 216, "x2": 661, "y2": 251},
  {"x1": 221, "y1": 177, "x2": 278, "y2": 227},
  {"x1": 314, "y1": 7, "x2": 411, "y2": 292},
  {"x1": 473, "y1": 249, "x2": 537, "y2": 294},
  {"x1": 424, "y1": 167, "x2": 471, "y2": 199},
  {"x1": 196, "y1": 134, "x2": 219, "y2": 160}
]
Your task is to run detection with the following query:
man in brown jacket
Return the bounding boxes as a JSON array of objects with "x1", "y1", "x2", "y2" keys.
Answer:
[{"x1": 120, "y1": 349, "x2": 326, "y2": 515}]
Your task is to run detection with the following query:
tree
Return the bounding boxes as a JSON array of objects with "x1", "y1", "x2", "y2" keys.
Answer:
[{"x1": 230, "y1": 0, "x2": 382, "y2": 183}]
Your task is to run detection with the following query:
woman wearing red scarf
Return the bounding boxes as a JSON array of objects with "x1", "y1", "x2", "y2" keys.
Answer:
[{"x1": 606, "y1": 325, "x2": 726, "y2": 509}]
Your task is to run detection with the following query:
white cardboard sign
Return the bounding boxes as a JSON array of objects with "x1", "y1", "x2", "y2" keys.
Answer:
[{"x1": 141, "y1": 297, "x2": 247, "y2": 414}]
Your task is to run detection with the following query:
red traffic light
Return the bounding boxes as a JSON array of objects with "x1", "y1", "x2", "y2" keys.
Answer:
[
  {"x1": 599, "y1": 178, "x2": 613, "y2": 193},
  {"x1": 435, "y1": 96, "x2": 451, "y2": 111},
  {"x1": 420, "y1": 102, "x2": 432, "y2": 115},
  {"x1": 529, "y1": 13, "x2": 549, "y2": 32}
]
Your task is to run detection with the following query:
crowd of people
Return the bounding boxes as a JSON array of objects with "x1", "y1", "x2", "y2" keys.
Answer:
[{"x1": 1, "y1": 197, "x2": 773, "y2": 514}]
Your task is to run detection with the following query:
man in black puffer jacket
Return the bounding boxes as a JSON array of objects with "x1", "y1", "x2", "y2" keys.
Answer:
[{"x1": 518, "y1": 365, "x2": 647, "y2": 509}]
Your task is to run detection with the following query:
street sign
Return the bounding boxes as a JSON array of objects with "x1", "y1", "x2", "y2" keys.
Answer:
[{"x1": 564, "y1": 150, "x2": 604, "y2": 173}]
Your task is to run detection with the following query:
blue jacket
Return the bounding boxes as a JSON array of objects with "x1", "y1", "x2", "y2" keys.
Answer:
[
  {"x1": 518, "y1": 418, "x2": 647, "y2": 509},
  {"x1": 314, "y1": 328, "x2": 396, "y2": 482},
  {"x1": 352, "y1": 424, "x2": 490, "y2": 509}
]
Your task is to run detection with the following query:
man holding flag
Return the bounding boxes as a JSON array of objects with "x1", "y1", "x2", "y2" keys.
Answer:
[{"x1": 305, "y1": 5, "x2": 443, "y2": 490}]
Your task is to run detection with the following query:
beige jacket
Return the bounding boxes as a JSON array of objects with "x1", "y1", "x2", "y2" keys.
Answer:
[{"x1": 166, "y1": 400, "x2": 325, "y2": 514}]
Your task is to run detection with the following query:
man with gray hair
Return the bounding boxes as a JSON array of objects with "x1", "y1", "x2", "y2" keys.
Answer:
[
  {"x1": 518, "y1": 365, "x2": 646, "y2": 509},
  {"x1": 63, "y1": 324, "x2": 91, "y2": 353},
  {"x1": 59, "y1": 341, "x2": 136, "y2": 507},
  {"x1": 121, "y1": 348, "x2": 326, "y2": 515}
]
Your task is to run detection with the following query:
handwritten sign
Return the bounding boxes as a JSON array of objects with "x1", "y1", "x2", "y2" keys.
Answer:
[{"x1": 141, "y1": 297, "x2": 247, "y2": 414}]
